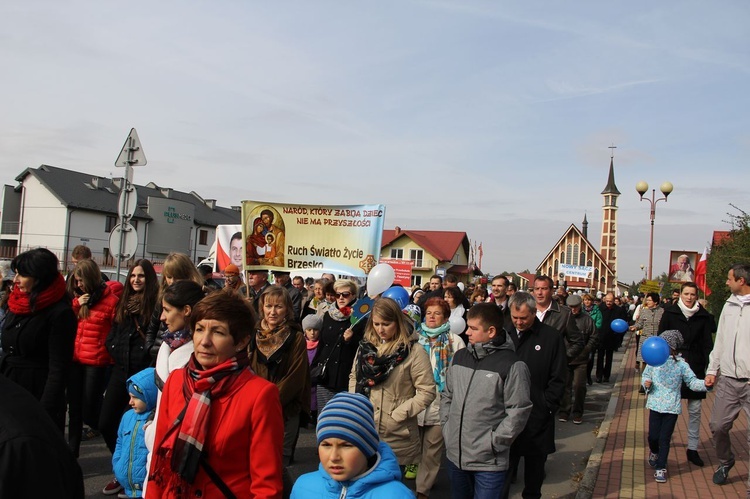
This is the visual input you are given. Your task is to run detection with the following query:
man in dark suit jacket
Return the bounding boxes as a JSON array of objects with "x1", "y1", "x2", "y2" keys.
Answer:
[
  {"x1": 503, "y1": 292, "x2": 567, "y2": 499},
  {"x1": 532, "y1": 276, "x2": 584, "y2": 361},
  {"x1": 596, "y1": 292, "x2": 629, "y2": 383}
]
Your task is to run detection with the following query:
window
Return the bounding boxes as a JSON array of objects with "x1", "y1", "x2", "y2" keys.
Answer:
[
  {"x1": 390, "y1": 248, "x2": 403, "y2": 259},
  {"x1": 199, "y1": 229, "x2": 208, "y2": 246},
  {"x1": 565, "y1": 244, "x2": 573, "y2": 265},
  {"x1": 573, "y1": 244, "x2": 580, "y2": 265},
  {"x1": 105, "y1": 216, "x2": 117, "y2": 233},
  {"x1": 411, "y1": 275, "x2": 422, "y2": 288},
  {"x1": 410, "y1": 249, "x2": 423, "y2": 267}
]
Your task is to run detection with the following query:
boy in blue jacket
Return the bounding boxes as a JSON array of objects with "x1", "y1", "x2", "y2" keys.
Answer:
[
  {"x1": 291, "y1": 392, "x2": 414, "y2": 499},
  {"x1": 112, "y1": 367, "x2": 157, "y2": 498}
]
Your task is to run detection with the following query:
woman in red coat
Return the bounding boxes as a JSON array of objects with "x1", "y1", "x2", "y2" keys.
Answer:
[
  {"x1": 67, "y1": 259, "x2": 122, "y2": 457},
  {"x1": 147, "y1": 291, "x2": 284, "y2": 499}
]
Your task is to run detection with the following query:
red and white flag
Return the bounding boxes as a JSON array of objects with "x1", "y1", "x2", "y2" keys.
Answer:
[{"x1": 695, "y1": 246, "x2": 711, "y2": 296}]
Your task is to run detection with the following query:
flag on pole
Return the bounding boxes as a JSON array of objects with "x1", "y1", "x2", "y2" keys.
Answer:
[
  {"x1": 478, "y1": 243, "x2": 484, "y2": 270},
  {"x1": 695, "y1": 246, "x2": 711, "y2": 296}
]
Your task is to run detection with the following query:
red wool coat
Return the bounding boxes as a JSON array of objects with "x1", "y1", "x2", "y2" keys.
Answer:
[
  {"x1": 71, "y1": 284, "x2": 120, "y2": 366},
  {"x1": 146, "y1": 366, "x2": 284, "y2": 499}
]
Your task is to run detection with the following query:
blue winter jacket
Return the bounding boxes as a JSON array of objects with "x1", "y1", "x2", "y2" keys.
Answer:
[
  {"x1": 291, "y1": 441, "x2": 414, "y2": 499},
  {"x1": 112, "y1": 367, "x2": 158, "y2": 498},
  {"x1": 642, "y1": 356, "x2": 707, "y2": 414}
]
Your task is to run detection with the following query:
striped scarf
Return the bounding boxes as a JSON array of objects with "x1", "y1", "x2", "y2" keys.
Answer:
[{"x1": 169, "y1": 350, "x2": 249, "y2": 483}]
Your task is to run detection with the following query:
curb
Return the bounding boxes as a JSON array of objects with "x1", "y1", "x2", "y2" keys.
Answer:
[{"x1": 575, "y1": 332, "x2": 633, "y2": 499}]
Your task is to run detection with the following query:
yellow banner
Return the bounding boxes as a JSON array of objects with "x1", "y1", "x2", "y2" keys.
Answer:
[
  {"x1": 638, "y1": 280, "x2": 664, "y2": 294},
  {"x1": 241, "y1": 201, "x2": 386, "y2": 276}
]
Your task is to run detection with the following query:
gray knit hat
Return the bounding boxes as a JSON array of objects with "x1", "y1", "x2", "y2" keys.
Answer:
[
  {"x1": 301, "y1": 314, "x2": 323, "y2": 331},
  {"x1": 660, "y1": 330, "x2": 684, "y2": 351}
]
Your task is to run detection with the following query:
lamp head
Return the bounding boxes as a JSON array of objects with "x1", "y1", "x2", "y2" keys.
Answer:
[
  {"x1": 660, "y1": 182, "x2": 674, "y2": 198},
  {"x1": 635, "y1": 181, "x2": 649, "y2": 198}
]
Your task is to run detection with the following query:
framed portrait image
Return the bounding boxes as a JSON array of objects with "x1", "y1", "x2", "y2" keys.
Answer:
[{"x1": 668, "y1": 250, "x2": 698, "y2": 283}]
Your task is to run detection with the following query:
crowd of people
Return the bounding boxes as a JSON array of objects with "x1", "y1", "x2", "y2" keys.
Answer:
[{"x1": 1, "y1": 246, "x2": 749, "y2": 499}]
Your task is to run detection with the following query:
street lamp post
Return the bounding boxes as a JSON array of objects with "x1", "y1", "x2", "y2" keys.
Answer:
[{"x1": 635, "y1": 181, "x2": 674, "y2": 280}]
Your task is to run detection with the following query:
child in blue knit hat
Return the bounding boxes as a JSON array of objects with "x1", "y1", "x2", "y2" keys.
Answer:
[
  {"x1": 112, "y1": 367, "x2": 158, "y2": 498},
  {"x1": 291, "y1": 392, "x2": 413, "y2": 498}
]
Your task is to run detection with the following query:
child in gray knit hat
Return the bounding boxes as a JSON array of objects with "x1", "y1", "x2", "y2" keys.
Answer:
[
  {"x1": 302, "y1": 314, "x2": 324, "y2": 424},
  {"x1": 641, "y1": 330, "x2": 711, "y2": 484}
]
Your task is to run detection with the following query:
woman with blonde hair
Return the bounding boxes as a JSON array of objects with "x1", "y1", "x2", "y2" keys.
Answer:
[
  {"x1": 250, "y1": 286, "x2": 310, "y2": 466},
  {"x1": 313, "y1": 279, "x2": 366, "y2": 410},
  {"x1": 349, "y1": 297, "x2": 435, "y2": 472},
  {"x1": 146, "y1": 252, "x2": 204, "y2": 361}
]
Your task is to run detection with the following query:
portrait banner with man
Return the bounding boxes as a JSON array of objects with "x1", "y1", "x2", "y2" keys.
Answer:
[
  {"x1": 668, "y1": 250, "x2": 698, "y2": 283},
  {"x1": 241, "y1": 201, "x2": 386, "y2": 276}
]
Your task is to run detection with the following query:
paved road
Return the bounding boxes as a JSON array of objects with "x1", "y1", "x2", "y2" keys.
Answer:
[{"x1": 80, "y1": 377, "x2": 616, "y2": 498}]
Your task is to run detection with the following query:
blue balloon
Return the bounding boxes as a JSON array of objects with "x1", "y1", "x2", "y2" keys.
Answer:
[
  {"x1": 382, "y1": 286, "x2": 410, "y2": 309},
  {"x1": 641, "y1": 336, "x2": 670, "y2": 367},
  {"x1": 611, "y1": 318, "x2": 628, "y2": 334}
]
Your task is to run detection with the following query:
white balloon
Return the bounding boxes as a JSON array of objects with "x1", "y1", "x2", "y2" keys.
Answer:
[
  {"x1": 449, "y1": 316, "x2": 466, "y2": 335},
  {"x1": 366, "y1": 264, "x2": 395, "y2": 298},
  {"x1": 457, "y1": 282, "x2": 465, "y2": 291}
]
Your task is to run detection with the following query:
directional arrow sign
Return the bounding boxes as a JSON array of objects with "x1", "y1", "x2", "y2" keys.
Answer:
[{"x1": 115, "y1": 128, "x2": 147, "y2": 167}]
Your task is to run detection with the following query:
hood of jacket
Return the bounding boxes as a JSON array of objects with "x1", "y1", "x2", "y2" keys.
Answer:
[
  {"x1": 319, "y1": 441, "x2": 402, "y2": 497},
  {"x1": 127, "y1": 367, "x2": 158, "y2": 412},
  {"x1": 467, "y1": 329, "x2": 515, "y2": 360}
]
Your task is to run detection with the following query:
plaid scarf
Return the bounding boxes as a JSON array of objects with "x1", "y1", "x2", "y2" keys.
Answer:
[
  {"x1": 169, "y1": 350, "x2": 250, "y2": 483},
  {"x1": 418, "y1": 321, "x2": 454, "y2": 392}
]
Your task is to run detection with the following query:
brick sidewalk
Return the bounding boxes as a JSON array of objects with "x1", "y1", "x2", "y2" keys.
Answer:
[{"x1": 592, "y1": 334, "x2": 749, "y2": 498}]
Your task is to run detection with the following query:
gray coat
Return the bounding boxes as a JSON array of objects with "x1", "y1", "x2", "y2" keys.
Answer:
[{"x1": 440, "y1": 332, "x2": 532, "y2": 471}]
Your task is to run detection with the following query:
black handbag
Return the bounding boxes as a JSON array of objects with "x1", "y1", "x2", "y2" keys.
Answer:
[{"x1": 311, "y1": 333, "x2": 344, "y2": 384}]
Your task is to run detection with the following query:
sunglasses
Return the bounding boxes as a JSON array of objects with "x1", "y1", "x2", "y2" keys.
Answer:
[{"x1": 335, "y1": 292, "x2": 353, "y2": 299}]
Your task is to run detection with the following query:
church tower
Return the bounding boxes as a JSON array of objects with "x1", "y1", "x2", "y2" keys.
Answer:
[{"x1": 600, "y1": 151, "x2": 620, "y2": 290}]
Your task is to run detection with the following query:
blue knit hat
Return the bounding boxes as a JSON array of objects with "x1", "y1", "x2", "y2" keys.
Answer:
[{"x1": 316, "y1": 392, "x2": 379, "y2": 458}]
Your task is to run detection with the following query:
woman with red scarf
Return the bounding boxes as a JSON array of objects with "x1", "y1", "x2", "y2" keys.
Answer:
[
  {"x1": 0, "y1": 248, "x2": 77, "y2": 433},
  {"x1": 147, "y1": 291, "x2": 284, "y2": 498}
]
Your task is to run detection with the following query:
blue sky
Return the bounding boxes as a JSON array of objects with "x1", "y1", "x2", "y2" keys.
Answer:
[{"x1": 1, "y1": 1, "x2": 748, "y2": 284}]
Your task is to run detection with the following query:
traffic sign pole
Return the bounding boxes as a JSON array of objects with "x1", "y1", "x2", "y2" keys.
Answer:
[{"x1": 114, "y1": 129, "x2": 146, "y2": 279}]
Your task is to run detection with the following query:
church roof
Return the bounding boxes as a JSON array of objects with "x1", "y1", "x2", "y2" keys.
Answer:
[
  {"x1": 600, "y1": 158, "x2": 621, "y2": 195},
  {"x1": 535, "y1": 223, "x2": 615, "y2": 276}
]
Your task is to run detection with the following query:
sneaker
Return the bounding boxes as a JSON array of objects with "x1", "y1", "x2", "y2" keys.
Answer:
[
  {"x1": 648, "y1": 452, "x2": 658, "y2": 468},
  {"x1": 654, "y1": 468, "x2": 667, "y2": 483},
  {"x1": 117, "y1": 494, "x2": 129, "y2": 499},
  {"x1": 573, "y1": 416, "x2": 583, "y2": 425},
  {"x1": 82, "y1": 427, "x2": 101, "y2": 441},
  {"x1": 102, "y1": 478, "x2": 123, "y2": 495},
  {"x1": 713, "y1": 462, "x2": 734, "y2": 485},
  {"x1": 404, "y1": 464, "x2": 418, "y2": 480},
  {"x1": 558, "y1": 413, "x2": 569, "y2": 422}
]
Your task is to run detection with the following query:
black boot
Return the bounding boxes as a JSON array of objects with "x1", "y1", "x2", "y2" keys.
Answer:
[{"x1": 687, "y1": 449, "x2": 704, "y2": 467}]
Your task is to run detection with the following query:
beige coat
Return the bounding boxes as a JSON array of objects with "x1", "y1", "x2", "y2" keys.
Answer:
[{"x1": 349, "y1": 340, "x2": 436, "y2": 465}]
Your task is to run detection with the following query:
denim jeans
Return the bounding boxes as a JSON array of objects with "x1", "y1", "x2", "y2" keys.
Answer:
[
  {"x1": 648, "y1": 410, "x2": 678, "y2": 469},
  {"x1": 447, "y1": 459, "x2": 507, "y2": 499}
]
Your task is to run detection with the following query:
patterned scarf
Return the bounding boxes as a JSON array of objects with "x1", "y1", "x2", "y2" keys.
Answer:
[
  {"x1": 355, "y1": 340, "x2": 409, "y2": 396},
  {"x1": 255, "y1": 320, "x2": 291, "y2": 360},
  {"x1": 418, "y1": 321, "x2": 454, "y2": 392},
  {"x1": 167, "y1": 351, "x2": 249, "y2": 484},
  {"x1": 163, "y1": 328, "x2": 191, "y2": 350},
  {"x1": 327, "y1": 302, "x2": 353, "y2": 322},
  {"x1": 8, "y1": 273, "x2": 67, "y2": 314}
]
